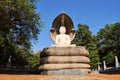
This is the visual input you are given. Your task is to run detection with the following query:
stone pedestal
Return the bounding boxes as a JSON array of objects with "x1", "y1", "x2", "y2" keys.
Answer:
[
  {"x1": 103, "y1": 61, "x2": 106, "y2": 70},
  {"x1": 115, "y1": 56, "x2": 119, "y2": 68},
  {"x1": 39, "y1": 46, "x2": 91, "y2": 75}
]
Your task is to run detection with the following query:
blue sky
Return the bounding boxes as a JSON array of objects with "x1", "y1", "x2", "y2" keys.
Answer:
[{"x1": 32, "y1": 0, "x2": 120, "y2": 53}]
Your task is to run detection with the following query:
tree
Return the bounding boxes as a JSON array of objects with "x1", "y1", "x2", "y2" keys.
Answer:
[
  {"x1": 72, "y1": 23, "x2": 100, "y2": 69},
  {"x1": 88, "y1": 36, "x2": 100, "y2": 69},
  {"x1": 28, "y1": 50, "x2": 41, "y2": 68},
  {"x1": 0, "y1": 0, "x2": 42, "y2": 49},
  {"x1": 96, "y1": 22, "x2": 120, "y2": 66},
  {"x1": 72, "y1": 24, "x2": 92, "y2": 48},
  {"x1": 111, "y1": 23, "x2": 120, "y2": 59},
  {"x1": 0, "y1": 0, "x2": 43, "y2": 67}
]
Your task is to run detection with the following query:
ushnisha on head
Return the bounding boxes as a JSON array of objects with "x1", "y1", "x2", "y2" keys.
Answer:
[{"x1": 59, "y1": 26, "x2": 66, "y2": 34}]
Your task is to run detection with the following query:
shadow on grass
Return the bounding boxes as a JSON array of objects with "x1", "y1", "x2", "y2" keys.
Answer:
[
  {"x1": 99, "y1": 67, "x2": 120, "y2": 74},
  {"x1": 0, "y1": 68, "x2": 41, "y2": 75}
]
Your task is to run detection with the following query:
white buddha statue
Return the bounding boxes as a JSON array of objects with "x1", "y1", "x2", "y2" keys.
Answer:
[{"x1": 55, "y1": 26, "x2": 71, "y2": 46}]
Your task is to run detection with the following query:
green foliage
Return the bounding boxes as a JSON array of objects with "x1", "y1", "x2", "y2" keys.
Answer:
[
  {"x1": 74, "y1": 22, "x2": 120, "y2": 68},
  {"x1": 12, "y1": 46, "x2": 29, "y2": 67},
  {"x1": 89, "y1": 51, "x2": 100, "y2": 69},
  {"x1": 0, "y1": 0, "x2": 42, "y2": 49},
  {"x1": 72, "y1": 24, "x2": 92, "y2": 48},
  {"x1": 103, "y1": 51, "x2": 115, "y2": 65},
  {"x1": 96, "y1": 22, "x2": 120, "y2": 66},
  {"x1": 0, "y1": 0, "x2": 42, "y2": 68},
  {"x1": 28, "y1": 50, "x2": 41, "y2": 68},
  {"x1": 88, "y1": 37, "x2": 100, "y2": 69}
]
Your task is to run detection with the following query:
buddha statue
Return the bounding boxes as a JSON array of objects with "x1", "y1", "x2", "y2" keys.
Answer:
[
  {"x1": 55, "y1": 26, "x2": 71, "y2": 45},
  {"x1": 39, "y1": 12, "x2": 90, "y2": 75}
]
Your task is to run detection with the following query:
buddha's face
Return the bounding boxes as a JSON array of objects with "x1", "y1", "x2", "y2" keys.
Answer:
[{"x1": 59, "y1": 26, "x2": 66, "y2": 34}]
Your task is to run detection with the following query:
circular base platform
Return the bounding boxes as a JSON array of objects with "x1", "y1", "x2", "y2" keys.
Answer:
[
  {"x1": 40, "y1": 46, "x2": 90, "y2": 75},
  {"x1": 41, "y1": 69, "x2": 90, "y2": 75}
]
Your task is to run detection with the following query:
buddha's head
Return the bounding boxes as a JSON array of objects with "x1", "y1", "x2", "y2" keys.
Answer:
[{"x1": 59, "y1": 26, "x2": 66, "y2": 34}]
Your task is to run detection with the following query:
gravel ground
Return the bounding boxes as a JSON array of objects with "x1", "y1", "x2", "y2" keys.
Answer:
[
  {"x1": 0, "y1": 74, "x2": 119, "y2": 80},
  {"x1": 33, "y1": 75, "x2": 108, "y2": 80}
]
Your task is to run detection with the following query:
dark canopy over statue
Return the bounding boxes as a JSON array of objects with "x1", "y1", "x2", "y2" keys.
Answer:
[{"x1": 50, "y1": 12, "x2": 75, "y2": 42}]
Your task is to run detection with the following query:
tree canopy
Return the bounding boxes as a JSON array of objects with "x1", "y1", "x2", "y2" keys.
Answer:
[
  {"x1": 96, "y1": 22, "x2": 120, "y2": 66},
  {"x1": 72, "y1": 24, "x2": 92, "y2": 48},
  {"x1": 0, "y1": 0, "x2": 42, "y2": 68},
  {"x1": 73, "y1": 22, "x2": 120, "y2": 68}
]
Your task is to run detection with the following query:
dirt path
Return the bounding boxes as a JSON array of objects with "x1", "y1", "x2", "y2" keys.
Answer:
[{"x1": 0, "y1": 74, "x2": 119, "y2": 80}]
